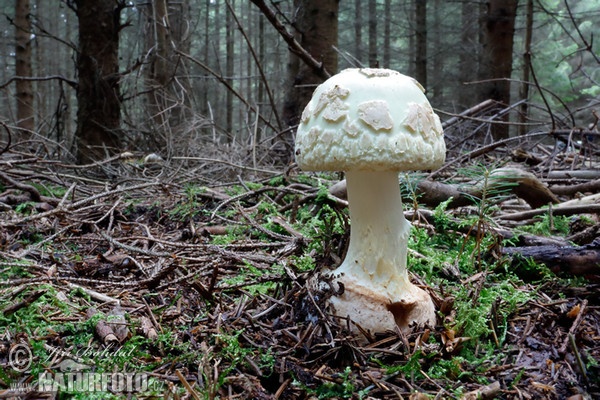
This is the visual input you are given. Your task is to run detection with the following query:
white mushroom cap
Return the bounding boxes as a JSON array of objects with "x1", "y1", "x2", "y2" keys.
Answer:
[{"x1": 295, "y1": 68, "x2": 446, "y2": 172}]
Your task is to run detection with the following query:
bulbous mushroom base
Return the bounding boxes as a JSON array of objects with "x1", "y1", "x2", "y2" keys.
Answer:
[{"x1": 325, "y1": 274, "x2": 436, "y2": 336}]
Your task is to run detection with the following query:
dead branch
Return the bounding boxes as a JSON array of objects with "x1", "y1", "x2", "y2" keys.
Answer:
[
  {"x1": 0, "y1": 171, "x2": 42, "y2": 202},
  {"x1": 225, "y1": 0, "x2": 282, "y2": 130},
  {"x1": 175, "y1": 50, "x2": 279, "y2": 133},
  {"x1": 429, "y1": 131, "x2": 551, "y2": 179},
  {"x1": 559, "y1": 299, "x2": 588, "y2": 355},
  {"x1": 498, "y1": 204, "x2": 600, "y2": 221},
  {"x1": 461, "y1": 381, "x2": 501, "y2": 400},
  {"x1": 0, "y1": 75, "x2": 77, "y2": 90},
  {"x1": 551, "y1": 178, "x2": 600, "y2": 196},
  {"x1": 502, "y1": 239, "x2": 600, "y2": 277},
  {"x1": 249, "y1": 0, "x2": 331, "y2": 80},
  {"x1": 547, "y1": 170, "x2": 600, "y2": 180},
  {"x1": 2, "y1": 289, "x2": 46, "y2": 316},
  {"x1": 331, "y1": 167, "x2": 558, "y2": 209},
  {"x1": 86, "y1": 308, "x2": 119, "y2": 345},
  {"x1": 0, "y1": 181, "x2": 164, "y2": 228},
  {"x1": 442, "y1": 99, "x2": 496, "y2": 129}
]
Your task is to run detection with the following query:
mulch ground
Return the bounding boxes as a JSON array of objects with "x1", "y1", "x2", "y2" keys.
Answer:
[{"x1": 1, "y1": 137, "x2": 599, "y2": 399}]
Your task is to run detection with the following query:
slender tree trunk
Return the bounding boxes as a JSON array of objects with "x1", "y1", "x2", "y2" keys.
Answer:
[
  {"x1": 256, "y1": 8, "x2": 265, "y2": 142},
  {"x1": 257, "y1": 8, "x2": 265, "y2": 113},
  {"x1": 415, "y1": 0, "x2": 427, "y2": 89},
  {"x1": 64, "y1": 7, "x2": 75, "y2": 147},
  {"x1": 146, "y1": 0, "x2": 191, "y2": 151},
  {"x1": 201, "y1": 0, "x2": 210, "y2": 117},
  {"x1": 383, "y1": 0, "x2": 391, "y2": 68},
  {"x1": 431, "y1": 0, "x2": 442, "y2": 102},
  {"x1": 225, "y1": 0, "x2": 234, "y2": 139},
  {"x1": 519, "y1": 0, "x2": 533, "y2": 136},
  {"x1": 368, "y1": 0, "x2": 377, "y2": 67},
  {"x1": 282, "y1": 0, "x2": 339, "y2": 129},
  {"x1": 15, "y1": 0, "x2": 34, "y2": 136},
  {"x1": 147, "y1": 0, "x2": 170, "y2": 131},
  {"x1": 459, "y1": 0, "x2": 478, "y2": 107},
  {"x1": 480, "y1": 0, "x2": 519, "y2": 139},
  {"x1": 74, "y1": 0, "x2": 123, "y2": 163},
  {"x1": 407, "y1": 0, "x2": 415, "y2": 77},
  {"x1": 354, "y1": 0, "x2": 362, "y2": 63}
]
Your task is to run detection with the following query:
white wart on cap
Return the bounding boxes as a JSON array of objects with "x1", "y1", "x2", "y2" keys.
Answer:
[{"x1": 295, "y1": 68, "x2": 445, "y2": 172}]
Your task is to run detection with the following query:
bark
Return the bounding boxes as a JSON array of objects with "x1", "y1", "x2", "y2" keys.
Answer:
[
  {"x1": 15, "y1": 0, "x2": 34, "y2": 135},
  {"x1": 354, "y1": 0, "x2": 362, "y2": 63},
  {"x1": 145, "y1": 0, "x2": 170, "y2": 150},
  {"x1": 503, "y1": 239, "x2": 600, "y2": 279},
  {"x1": 280, "y1": 0, "x2": 339, "y2": 159},
  {"x1": 480, "y1": 0, "x2": 518, "y2": 139},
  {"x1": 146, "y1": 0, "x2": 192, "y2": 149},
  {"x1": 458, "y1": 0, "x2": 478, "y2": 108},
  {"x1": 151, "y1": 0, "x2": 170, "y2": 88},
  {"x1": 226, "y1": 0, "x2": 235, "y2": 137},
  {"x1": 257, "y1": 8, "x2": 265, "y2": 129},
  {"x1": 415, "y1": 167, "x2": 559, "y2": 210},
  {"x1": 2, "y1": 290, "x2": 46, "y2": 316},
  {"x1": 518, "y1": 0, "x2": 534, "y2": 135},
  {"x1": 74, "y1": 0, "x2": 124, "y2": 163},
  {"x1": 415, "y1": 0, "x2": 427, "y2": 89},
  {"x1": 383, "y1": 0, "x2": 391, "y2": 68},
  {"x1": 431, "y1": 0, "x2": 442, "y2": 101},
  {"x1": 368, "y1": 0, "x2": 377, "y2": 67}
]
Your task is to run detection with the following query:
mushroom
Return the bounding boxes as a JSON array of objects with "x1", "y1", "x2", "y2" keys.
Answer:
[{"x1": 295, "y1": 68, "x2": 446, "y2": 336}]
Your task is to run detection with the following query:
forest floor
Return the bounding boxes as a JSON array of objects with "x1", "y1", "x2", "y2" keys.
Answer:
[{"x1": 0, "y1": 129, "x2": 599, "y2": 399}]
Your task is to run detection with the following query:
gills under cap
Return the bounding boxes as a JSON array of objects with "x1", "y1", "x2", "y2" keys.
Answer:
[{"x1": 295, "y1": 68, "x2": 446, "y2": 172}]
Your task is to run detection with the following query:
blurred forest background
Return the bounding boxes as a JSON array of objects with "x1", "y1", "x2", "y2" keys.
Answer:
[{"x1": 1, "y1": 0, "x2": 599, "y2": 166}]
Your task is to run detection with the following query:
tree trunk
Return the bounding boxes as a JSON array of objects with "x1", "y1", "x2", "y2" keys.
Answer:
[
  {"x1": 354, "y1": 0, "x2": 362, "y2": 64},
  {"x1": 74, "y1": 0, "x2": 123, "y2": 163},
  {"x1": 201, "y1": 0, "x2": 211, "y2": 118},
  {"x1": 147, "y1": 0, "x2": 170, "y2": 136},
  {"x1": 480, "y1": 0, "x2": 518, "y2": 140},
  {"x1": 458, "y1": 0, "x2": 478, "y2": 108},
  {"x1": 225, "y1": 0, "x2": 234, "y2": 139},
  {"x1": 15, "y1": 0, "x2": 34, "y2": 136},
  {"x1": 146, "y1": 0, "x2": 191, "y2": 151},
  {"x1": 519, "y1": 0, "x2": 533, "y2": 136},
  {"x1": 415, "y1": 0, "x2": 427, "y2": 89},
  {"x1": 431, "y1": 0, "x2": 442, "y2": 102},
  {"x1": 368, "y1": 0, "x2": 377, "y2": 67},
  {"x1": 282, "y1": 0, "x2": 339, "y2": 129},
  {"x1": 503, "y1": 240, "x2": 600, "y2": 279},
  {"x1": 407, "y1": 0, "x2": 415, "y2": 77},
  {"x1": 383, "y1": 0, "x2": 391, "y2": 68},
  {"x1": 257, "y1": 7, "x2": 265, "y2": 123}
]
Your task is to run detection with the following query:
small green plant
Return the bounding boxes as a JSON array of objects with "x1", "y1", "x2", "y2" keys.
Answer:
[
  {"x1": 31, "y1": 182, "x2": 67, "y2": 198},
  {"x1": 220, "y1": 261, "x2": 281, "y2": 294},
  {"x1": 508, "y1": 256, "x2": 555, "y2": 281},
  {"x1": 168, "y1": 184, "x2": 209, "y2": 221},
  {"x1": 289, "y1": 255, "x2": 316, "y2": 272},
  {"x1": 427, "y1": 357, "x2": 468, "y2": 381},
  {"x1": 457, "y1": 165, "x2": 516, "y2": 267},
  {"x1": 209, "y1": 226, "x2": 246, "y2": 245},
  {"x1": 15, "y1": 201, "x2": 37, "y2": 215},
  {"x1": 453, "y1": 280, "x2": 530, "y2": 347},
  {"x1": 307, "y1": 366, "x2": 357, "y2": 399},
  {"x1": 216, "y1": 330, "x2": 274, "y2": 375},
  {"x1": 294, "y1": 201, "x2": 346, "y2": 256},
  {"x1": 519, "y1": 212, "x2": 571, "y2": 236}
]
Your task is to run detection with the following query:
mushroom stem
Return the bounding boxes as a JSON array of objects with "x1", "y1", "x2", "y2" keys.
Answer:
[
  {"x1": 328, "y1": 170, "x2": 436, "y2": 333},
  {"x1": 340, "y1": 170, "x2": 411, "y2": 291}
]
